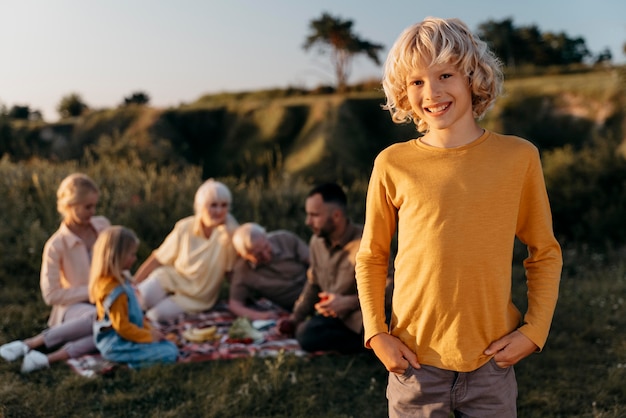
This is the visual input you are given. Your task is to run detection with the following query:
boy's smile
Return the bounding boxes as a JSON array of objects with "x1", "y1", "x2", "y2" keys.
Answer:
[{"x1": 406, "y1": 63, "x2": 480, "y2": 147}]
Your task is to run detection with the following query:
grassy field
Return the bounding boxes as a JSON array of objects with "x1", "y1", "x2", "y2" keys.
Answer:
[
  {"x1": 0, "y1": 158, "x2": 625, "y2": 417},
  {"x1": 1, "y1": 250, "x2": 624, "y2": 417}
]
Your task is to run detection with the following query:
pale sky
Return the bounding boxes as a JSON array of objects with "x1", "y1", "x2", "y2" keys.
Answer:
[{"x1": 1, "y1": 0, "x2": 624, "y2": 122}]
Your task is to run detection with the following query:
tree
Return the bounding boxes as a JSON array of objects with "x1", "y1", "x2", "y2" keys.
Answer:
[
  {"x1": 122, "y1": 91, "x2": 150, "y2": 106},
  {"x1": 594, "y1": 48, "x2": 612, "y2": 64},
  {"x1": 477, "y1": 18, "x2": 518, "y2": 67},
  {"x1": 303, "y1": 12, "x2": 383, "y2": 92},
  {"x1": 478, "y1": 18, "x2": 591, "y2": 68},
  {"x1": 57, "y1": 93, "x2": 88, "y2": 119},
  {"x1": 8, "y1": 105, "x2": 30, "y2": 120}
]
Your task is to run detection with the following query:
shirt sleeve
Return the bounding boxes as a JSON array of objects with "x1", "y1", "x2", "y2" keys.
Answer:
[
  {"x1": 108, "y1": 293, "x2": 153, "y2": 343},
  {"x1": 40, "y1": 238, "x2": 89, "y2": 306},
  {"x1": 355, "y1": 161, "x2": 398, "y2": 345},
  {"x1": 515, "y1": 148, "x2": 562, "y2": 349},
  {"x1": 291, "y1": 246, "x2": 321, "y2": 322},
  {"x1": 229, "y1": 260, "x2": 251, "y2": 304},
  {"x1": 153, "y1": 222, "x2": 182, "y2": 266}
]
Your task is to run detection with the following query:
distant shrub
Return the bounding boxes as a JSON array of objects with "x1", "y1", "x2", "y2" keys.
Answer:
[
  {"x1": 57, "y1": 93, "x2": 88, "y2": 119},
  {"x1": 543, "y1": 135, "x2": 626, "y2": 248},
  {"x1": 0, "y1": 154, "x2": 369, "y2": 283}
]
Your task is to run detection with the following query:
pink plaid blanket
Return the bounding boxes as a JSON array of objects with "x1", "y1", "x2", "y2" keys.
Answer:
[{"x1": 67, "y1": 301, "x2": 307, "y2": 377}]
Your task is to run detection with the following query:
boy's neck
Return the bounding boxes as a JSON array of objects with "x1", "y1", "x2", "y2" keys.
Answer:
[{"x1": 421, "y1": 123, "x2": 484, "y2": 149}]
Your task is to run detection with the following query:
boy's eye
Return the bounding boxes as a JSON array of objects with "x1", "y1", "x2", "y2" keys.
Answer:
[
  {"x1": 409, "y1": 80, "x2": 423, "y2": 86},
  {"x1": 441, "y1": 73, "x2": 452, "y2": 79}
]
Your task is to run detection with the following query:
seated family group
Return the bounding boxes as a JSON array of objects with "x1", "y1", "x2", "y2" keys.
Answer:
[{"x1": 0, "y1": 173, "x2": 379, "y2": 373}]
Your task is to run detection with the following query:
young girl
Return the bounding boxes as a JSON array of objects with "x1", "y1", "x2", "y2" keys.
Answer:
[{"x1": 89, "y1": 226, "x2": 178, "y2": 369}]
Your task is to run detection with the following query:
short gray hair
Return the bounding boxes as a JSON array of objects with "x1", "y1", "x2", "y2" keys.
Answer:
[
  {"x1": 193, "y1": 178, "x2": 232, "y2": 215},
  {"x1": 232, "y1": 222, "x2": 267, "y2": 256}
]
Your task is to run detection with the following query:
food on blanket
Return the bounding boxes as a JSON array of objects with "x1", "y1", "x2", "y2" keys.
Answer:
[
  {"x1": 182, "y1": 330, "x2": 205, "y2": 343},
  {"x1": 182, "y1": 326, "x2": 218, "y2": 343},
  {"x1": 193, "y1": 326, "x2": 218, "y2": 339},
  {"x1": 228, "y1": 317, "x2": 263, "y2": 343},
  {"x1": 225, "y1": 337, "x2": 254, "y2": 344},
  {"x1": 165, "y1": 332, "x2": 179, "y2": 343},
  {"x1": 277, "y1": 318, "x2": 296, "y2": 337}
]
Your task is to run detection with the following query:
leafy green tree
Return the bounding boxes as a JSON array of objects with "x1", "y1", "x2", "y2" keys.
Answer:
[
  {"x1": 543, "y1": 32, "x2": 589, "y2": 65},
  {"x1": 122, "y1": 91, "x2": 150, "y2": 106},
  {"x1": 477, "y1": 18, "x2": 518, "y2": 67},
  {"x1": 8, "y1": 105, "x2": 30, "y2": 120},
  {"x1": 303, "y1": 12, "x2": 383, "y2": 92},
  {"x1": 0, "y1": 110, "x2": 13, "y2": 155},
  {"x1": 594, "y1": 48, "x2": 612, "y2": 64},
  {"x1": 57, "y1": 93, "x2": 88, "y2": 118},
  {"x1": 478, "y1": 18, "x2": 591, "y2": 68}
]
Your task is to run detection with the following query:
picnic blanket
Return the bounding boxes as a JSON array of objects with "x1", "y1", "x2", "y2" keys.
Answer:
[{"x1": 67, "y1": 301, "x2": 307, "y2": 378}]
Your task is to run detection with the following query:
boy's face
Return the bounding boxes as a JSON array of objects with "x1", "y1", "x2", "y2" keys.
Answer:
[{"x1": 405, "y1": 63, "x2": 474, "y2": 134}]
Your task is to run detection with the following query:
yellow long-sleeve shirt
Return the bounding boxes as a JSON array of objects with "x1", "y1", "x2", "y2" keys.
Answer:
[
  {"x1": 93, "y1": 276, "x2": 153, "y2": 343},
  {"x1": 355, "y1": 130, "x2": 562, "y2": 372}
]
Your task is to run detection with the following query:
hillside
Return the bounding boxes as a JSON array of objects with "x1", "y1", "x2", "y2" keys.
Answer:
[{"x1": 3, "y1": 67, "x2": 624, "y2": 183}]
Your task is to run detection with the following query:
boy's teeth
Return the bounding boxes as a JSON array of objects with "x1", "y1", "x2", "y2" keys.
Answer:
[{"x1": 428, "y1": 104, "x2": 448, "y2": 112}]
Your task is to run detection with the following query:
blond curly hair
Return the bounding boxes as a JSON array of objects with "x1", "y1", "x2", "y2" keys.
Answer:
[{"x1": 382, "y1": 17, "x2": 503, "y2": 133}]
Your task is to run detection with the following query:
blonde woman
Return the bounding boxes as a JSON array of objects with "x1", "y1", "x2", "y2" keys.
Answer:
[
  {"x1": 0, "y1": 173, "x2": 110, "y2": 373},
  {"x1": 134, "y1": 179, "x2": 238, "y2": 322}
]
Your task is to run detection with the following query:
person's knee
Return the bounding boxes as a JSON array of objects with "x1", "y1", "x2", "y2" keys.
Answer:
[
  {"x1": 145, "y1": 298, "x2": 184, "y2": 323},
  {"x1": 164, "y1": 343, "x2": 179, "y2": 362},
  {"x1": 294, "y1": 321, "x2": 315, "y2": 351},
  {"x1": 296, "y1": 329, "x2": 321, "y2": 352}
]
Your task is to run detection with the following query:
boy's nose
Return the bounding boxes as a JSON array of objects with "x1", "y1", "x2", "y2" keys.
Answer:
[{"x1": 424, "y1": 81, "x2": 441, "y2": 99}]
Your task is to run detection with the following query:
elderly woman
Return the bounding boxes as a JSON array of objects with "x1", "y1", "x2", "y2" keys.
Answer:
[
  {"x1": 134, "y1": 179, "x2": 238, "y2": 323},
  {"x1": 0, "y1": 173, "x2": 110, "y2": 373}
]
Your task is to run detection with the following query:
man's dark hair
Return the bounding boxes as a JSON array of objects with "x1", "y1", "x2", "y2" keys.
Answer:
[{"x1": 308, "y1": 183, "x2": 347, "y2": 210}]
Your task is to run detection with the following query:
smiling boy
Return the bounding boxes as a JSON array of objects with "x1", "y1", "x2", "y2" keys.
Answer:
[{"x1": 355, "y1": 17, "x2": 562, "y2": 417}]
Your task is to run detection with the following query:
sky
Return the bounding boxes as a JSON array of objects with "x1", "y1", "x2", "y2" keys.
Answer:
[{"x1": 1, "y1": 0, "x2": 624, "y2": 122}]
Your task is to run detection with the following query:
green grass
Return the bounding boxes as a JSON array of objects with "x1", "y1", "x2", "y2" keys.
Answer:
[
  {"x1": 1, "y1": 253, "x2": 624, "y2": 417},
  {"x1": 0, "y1": 157, "x2": 625, "y2": 417}
]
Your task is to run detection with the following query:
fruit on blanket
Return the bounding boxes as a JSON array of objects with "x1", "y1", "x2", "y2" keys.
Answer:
[
  {"x1": 228, "y1": 317, "x2": 263, "y2": 342},
  {"x1": 193, "y1": 326, "x2": 217, "y2": 339},
  {"x1": 182, "y1": 329, "x2": 203, "y2": 343},
  {"x1": 182, "y1": 326, "x2": 218, "y2": 343},
  {"x1": 278, "y1": 319, "x2": 296, "y2": 336}
]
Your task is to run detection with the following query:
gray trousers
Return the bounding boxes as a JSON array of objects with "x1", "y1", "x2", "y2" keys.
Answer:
[{"x1": 387, "y1": 358, "x2": 518, "y2": 418}]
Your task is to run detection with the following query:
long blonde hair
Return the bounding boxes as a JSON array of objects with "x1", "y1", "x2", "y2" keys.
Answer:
[{"x1": 88, "y1": 226, "x2": 139, "y2": 303}]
